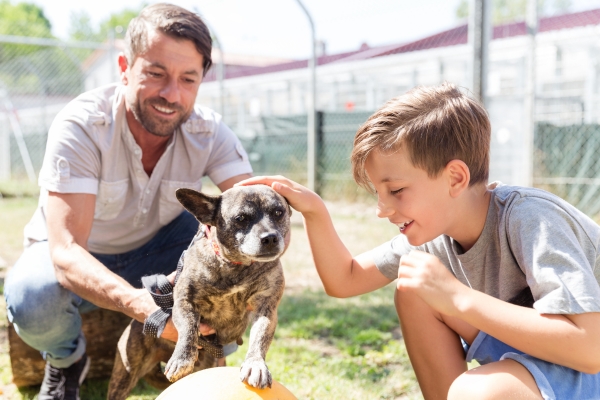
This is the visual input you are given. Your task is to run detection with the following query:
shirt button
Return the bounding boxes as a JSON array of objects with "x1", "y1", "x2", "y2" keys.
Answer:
[
  {"x1": 142, "y1": 208, "x2": 148, "y2": 214},
  {"x1": 145, "y1": 189, "x2": 150, "y2": 194}
]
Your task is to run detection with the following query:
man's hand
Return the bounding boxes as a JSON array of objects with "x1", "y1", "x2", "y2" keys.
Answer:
[
  {"x1": 157, "y1": 271, "x2": 215, "y2": 344},
  {"x1": 398, "y1": 250, "x2": 469, "y2": 317},
  {"x1": 235, "y1": 175, "x2": 323, "y2": 216}
]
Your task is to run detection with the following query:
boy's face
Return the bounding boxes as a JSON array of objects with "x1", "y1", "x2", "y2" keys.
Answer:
[{"x1": 366, "y1": 147, "x2": 455, "y2": 246}]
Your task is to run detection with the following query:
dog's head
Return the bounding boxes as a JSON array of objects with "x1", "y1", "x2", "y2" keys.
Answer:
[{"x1": 176, "y1": 185, "x2": 291, "y2": 264}]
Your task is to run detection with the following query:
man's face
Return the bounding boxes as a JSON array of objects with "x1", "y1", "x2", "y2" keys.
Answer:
[
  {"x1": 122, "y1": 30, "x2": 203, "y2": 137},
  {"x1": 366, "y1": 147, "x2": 455, "y2": 246}
]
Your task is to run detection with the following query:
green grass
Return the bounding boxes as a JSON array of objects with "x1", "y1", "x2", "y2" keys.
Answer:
[
  {"x1": 0, "y1": 180, "x2": 39, "y2": 199},
  {"x1": 0, "y1": 190, "x2": 422, "y2": 399}
]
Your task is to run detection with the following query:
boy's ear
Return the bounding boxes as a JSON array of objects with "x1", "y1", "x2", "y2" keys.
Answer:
[{"x1": 445, "y1": 159, "x2": 470, "y2": 198}]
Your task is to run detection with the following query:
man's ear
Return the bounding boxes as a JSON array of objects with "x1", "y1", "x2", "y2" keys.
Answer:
[
  {"x1": 176, "y1": 188, "x2": 221, "y2": 225},
  {"x1": 118, "y1": 53, "x2": 129, "y2": 85},
  {"x1": 445, "y1": 159, "x2": 470, "y2": 198}
]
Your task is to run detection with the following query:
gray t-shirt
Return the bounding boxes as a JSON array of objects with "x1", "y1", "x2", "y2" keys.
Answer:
[{"x1": 371, "y1": 184, "x2": 600, "y2": 315}]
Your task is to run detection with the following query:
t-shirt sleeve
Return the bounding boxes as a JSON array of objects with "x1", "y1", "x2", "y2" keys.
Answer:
[
  {"x1": 205, "y1": 120, "x2": 253, "y2": 185},
  {"x1": 370, "y1": 234, "x2": 415, "y2": 281},
  {"x1": 37, "y1": 110, "x2": 101, "y2": 194},
  {"x1": 507, "y1": 196, "x2": 600, "y2": 314}
]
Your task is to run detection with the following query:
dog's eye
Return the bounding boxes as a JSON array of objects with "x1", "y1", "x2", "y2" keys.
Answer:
[
  {"x1": 274, "y1": 209, "x2": 283, "y2": 218},
  {"x1": 235, "y1": 215, "x2": 245, "y2": 222}
]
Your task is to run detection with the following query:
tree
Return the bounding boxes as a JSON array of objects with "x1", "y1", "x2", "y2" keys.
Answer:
[
  {"x1": 0, "y1": 0, "x2": 52, "y2": 37},
  {"x1": 456, "y1": 0, "x2": 573, "y2": 24},
  {"x1": 0, "y1": 1, "x2": 54, "y2": 62},
  {"x1": 68, "y1": 4, "x2": 146, "y2": 43},
  {"x1": 68, "y1": 10, "x2": 96, "y2": 42}
]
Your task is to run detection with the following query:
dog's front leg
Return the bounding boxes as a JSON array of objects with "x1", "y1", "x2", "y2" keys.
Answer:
[
  {"x1": 240, "y1": 296, "x2": 279, "y2": 389},
  {"x1": 164, "y1": 299, "x2": 200, "y2": 382}
]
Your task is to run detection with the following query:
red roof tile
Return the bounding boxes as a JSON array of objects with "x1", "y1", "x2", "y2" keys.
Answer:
[{"x1": 203, "y1": 8, "x2": 600, "y2": 82}]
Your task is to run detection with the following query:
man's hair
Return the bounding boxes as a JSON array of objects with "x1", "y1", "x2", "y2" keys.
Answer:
[
  {"x1": 124, "y1": 3, "x2": 212, "y2": 76},
  {"x1": 351, "y1": 82, "x2": 491, "y2": 192}
]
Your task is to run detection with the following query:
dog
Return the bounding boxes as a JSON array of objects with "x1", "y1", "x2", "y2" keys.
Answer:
[{"x1": 107, "y1": 185, "x2": 290, "y2": 399}]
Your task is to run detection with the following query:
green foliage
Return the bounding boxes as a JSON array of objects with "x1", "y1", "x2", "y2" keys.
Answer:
[
  {"x1": 68, "y1": 10, "x2": 96, "y2": 42},
  {"x1": 68, "y1": 4, "x2": 146, "y2": 42},
  {"x1": 456, "y1": 0, "x2": 573, "y2": 24},
  {"x1": 0, "y1": 1, "x2": 53, "y2": 62}
]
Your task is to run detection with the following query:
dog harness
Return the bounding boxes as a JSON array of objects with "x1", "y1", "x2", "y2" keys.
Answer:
[{"x1": 142, "y1": 225, "x2": 226, "y2": 359}]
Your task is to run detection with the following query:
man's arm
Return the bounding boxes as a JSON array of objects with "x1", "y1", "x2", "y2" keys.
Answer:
[
  {"x1": 217, "y1": 173, "x2": 253, "y2": 192},
  {"x1": 236, "y1": 175, "x2": 392, "y2": 297},
  {"x1": 46, "y1": 192, "x2": 183, "y2": 342}
]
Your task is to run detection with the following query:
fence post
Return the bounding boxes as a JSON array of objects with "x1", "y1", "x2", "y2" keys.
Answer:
[
  {"x1": 316, "y1": 110, "x2": 324, "y2": 194},
  {"x1": 469, "y1": 0, "x2": 492, "y2": 104},
  {"x1": 294, "y1": 0, "x2": 317, "y2": 193},
  {"x1": 0, "y1": 116, "x2": 9, "y2": 181},
  {"x1": 523, "y1": 0, "x2": 538, "y2": 187}
]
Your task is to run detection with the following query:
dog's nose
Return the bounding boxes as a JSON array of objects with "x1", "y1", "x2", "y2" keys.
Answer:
[{"x1": 260, "y1": 232, "x2": 279, "y2": 246}]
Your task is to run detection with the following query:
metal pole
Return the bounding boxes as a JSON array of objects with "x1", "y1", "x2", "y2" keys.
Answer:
[
  {"x1": 294, "y1": 0, "x2": 317, "y2": 192},
  {"x1": 0, "y1": 85, "x2": 36, "y2": 182},
  {"x1": 469, "y1": 0, "x2": 492, "y2": 105},
  {"x1": 195, "y1": 9, "x2": 226, "y2": 119},
  {"x1": 524, "y1": 0, "x2": 538, "y2": 187},
  {"x1": 213, "y1": 34, "x2": 225, "y2": 117}
]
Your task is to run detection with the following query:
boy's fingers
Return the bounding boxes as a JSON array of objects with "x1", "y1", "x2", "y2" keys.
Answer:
[
  {"x1": 235, "y1": 175, "x2": 289, "y2": 187},
  {"x1": 399, "y1": 254, "x2": 416, "y2": 267},
  {"x1": 271, "y1": 181, "x2": 304, "y2": 198},
  {"x1": 234, "y1": 176, "x2": 270, "y2": 186}
]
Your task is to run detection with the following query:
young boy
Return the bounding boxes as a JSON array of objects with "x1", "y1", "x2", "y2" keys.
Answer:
[{"x1": 237, "y1": 83, "x2": 600, "y2": 399}]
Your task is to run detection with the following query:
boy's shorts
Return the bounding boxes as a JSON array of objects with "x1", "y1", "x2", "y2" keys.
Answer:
[{"x1": 463, "y1": 331, "x2": 600, "y2": 400}]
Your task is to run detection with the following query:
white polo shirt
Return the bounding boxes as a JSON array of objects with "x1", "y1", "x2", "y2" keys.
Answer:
[{"x1": 24, "y1": 84, "x2": 252, "y2": 254}]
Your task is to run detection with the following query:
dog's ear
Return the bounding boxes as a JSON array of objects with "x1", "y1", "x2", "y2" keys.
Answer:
[{"x1": 176, "y1": 188, "x2": 220, "y2": 225}]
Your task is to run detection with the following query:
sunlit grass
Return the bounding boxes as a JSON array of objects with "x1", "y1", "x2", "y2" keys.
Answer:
[{"x1": 0, "y1": 190, "x2": 422, "y2": 399}]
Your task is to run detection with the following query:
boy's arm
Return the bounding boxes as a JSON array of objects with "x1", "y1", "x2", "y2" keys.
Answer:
[
  {"x1": 400, "y1": 250, "x2": 600, "y2": 374},
  {"x1": 461, "y1": 289, "x2": 600, "y2": 374},
  {"x1": 236, "y1": 176, "x2": 392, "y2": 297}
]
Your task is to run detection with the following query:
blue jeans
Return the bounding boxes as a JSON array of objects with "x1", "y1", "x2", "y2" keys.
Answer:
[{"x1": 4, "y1": 211, "x2": 198, "y2": 368}]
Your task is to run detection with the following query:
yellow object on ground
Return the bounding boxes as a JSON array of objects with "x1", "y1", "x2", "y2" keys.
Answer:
[{"x1": 156, "y1": 367, "x2": 298, "y2": 400}]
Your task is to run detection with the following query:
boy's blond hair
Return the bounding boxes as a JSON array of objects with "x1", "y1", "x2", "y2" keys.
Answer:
[{"x1": 351, "y1": 83, "x2": 491, "y2": 192}]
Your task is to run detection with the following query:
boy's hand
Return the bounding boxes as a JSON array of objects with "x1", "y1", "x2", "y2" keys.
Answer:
[
  {"x1": 398, "y1": 250, "x2": 467, "y2": 317},
  {"x1": 235, "y1": 175, "x2": 323, "y2": 215}
]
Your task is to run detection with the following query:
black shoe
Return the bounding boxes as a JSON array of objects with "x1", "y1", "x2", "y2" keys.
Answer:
[{"x1": 38, "y1": 354, "x2": 90, "y2": 400}]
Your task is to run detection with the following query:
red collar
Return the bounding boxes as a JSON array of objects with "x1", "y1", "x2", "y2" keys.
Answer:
[{"x1": 204, "y1": 225, "x2": 244, "y2": 265}]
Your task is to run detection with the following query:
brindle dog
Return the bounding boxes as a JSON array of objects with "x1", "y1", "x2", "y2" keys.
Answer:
[{"x1": 107, "y1": 185, "x2": 290, "y2": 400}]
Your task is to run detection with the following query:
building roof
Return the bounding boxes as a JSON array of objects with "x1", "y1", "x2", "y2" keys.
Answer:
[{"x1": 203, "y1": 8, "x2": 600, "y2": 82}]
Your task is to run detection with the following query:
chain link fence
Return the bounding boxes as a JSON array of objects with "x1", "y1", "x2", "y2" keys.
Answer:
[
  {"x1": 0, "y1": 23, "x2": 111, "y2": 182},
  {"x1": 5, "y1": 23, "x2": 600, "y2": 214}
]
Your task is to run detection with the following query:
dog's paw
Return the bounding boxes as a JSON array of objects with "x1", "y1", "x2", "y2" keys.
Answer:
[
  {"x1": 164, "y1": 353, "x2": 197, "y2": 382},
  {"x1": 239, "y1": 357, "x2": 272, "y2": 389}
]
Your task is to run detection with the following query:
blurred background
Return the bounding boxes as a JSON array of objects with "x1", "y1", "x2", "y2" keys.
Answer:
[{"x1": 3, "y1": 0, "x2": 600, "y2": 210}]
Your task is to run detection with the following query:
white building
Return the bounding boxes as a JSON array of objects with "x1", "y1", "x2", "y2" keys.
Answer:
[{"x1": 195, "y1": 8, "x2": 600, "y2": 188}]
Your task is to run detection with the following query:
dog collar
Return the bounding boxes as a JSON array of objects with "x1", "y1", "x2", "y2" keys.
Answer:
[{"x1": 204, "y1": 225, "x2": 244, "y2": 265}]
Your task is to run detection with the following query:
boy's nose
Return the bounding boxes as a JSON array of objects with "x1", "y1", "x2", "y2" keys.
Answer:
[{"x1": 376, "y1": 200, "x2": 394, "y2": 218}]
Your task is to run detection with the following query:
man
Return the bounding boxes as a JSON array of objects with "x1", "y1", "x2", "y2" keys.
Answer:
[{"x1": 4, "y1": 4, "x2": 252, "y2": 399}]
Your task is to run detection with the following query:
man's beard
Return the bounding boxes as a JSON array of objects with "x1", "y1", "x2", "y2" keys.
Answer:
[{"x1": 130, "y1": 97, "x2": 191, "y2": 137}]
